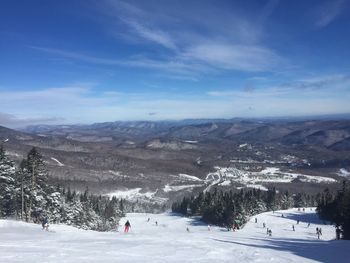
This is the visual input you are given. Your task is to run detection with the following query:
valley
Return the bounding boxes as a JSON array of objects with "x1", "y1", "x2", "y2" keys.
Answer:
[{"x1": 1, "y1": 119, "x2": 350, "y2": 206}]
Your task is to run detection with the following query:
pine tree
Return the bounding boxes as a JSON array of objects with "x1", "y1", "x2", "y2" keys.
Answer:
[
  {"x1": 22, "y1": 147, "x2": 49, "y2": 222},
  {"x1": 0, "y1": 145, "x2": 16, "y2": 217}
]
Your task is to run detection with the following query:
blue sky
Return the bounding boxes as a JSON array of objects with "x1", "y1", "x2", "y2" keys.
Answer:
[{"x1": 1, "y1": 0, "x2": 350, "y2": 127}]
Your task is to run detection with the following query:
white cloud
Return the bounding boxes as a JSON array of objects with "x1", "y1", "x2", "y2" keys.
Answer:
[
  {"x1": 86, "y1": 0, "x2": 284, "y2": 75},
  {"x1": 119, "y1": 18, "x2": 177, "y2": 50},
  {"x1": 182, "y1": 43, "x2": 280, "y2": 72},
  {"x1": 312, "y1": 0, "x2": 346, "y2": 27},
  {"x1": 0, "y1": 112, "x2": 64, "y2": 128},
  {"x1": 1, "y1": 73, "x2": 350, "y2": 127}
]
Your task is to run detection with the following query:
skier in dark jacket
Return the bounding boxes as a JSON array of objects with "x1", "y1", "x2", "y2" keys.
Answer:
[
  {"x1": 42, "y1": 217, "x2": 49, "y2": 231},
  {"x1": 124, "y1": 220, "x2": 131, "y2": 233}
]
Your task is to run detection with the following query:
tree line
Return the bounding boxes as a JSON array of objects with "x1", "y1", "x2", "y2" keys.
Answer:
[
  {"x1": 172, "y1": 187, "x2": 318, "y2": 228},
  {"x1": 317, "y1": 182, "x2": 350, "y2": 239},
  {"x1": 0, "y1": 145, "x2": 124, "y2": 231}
]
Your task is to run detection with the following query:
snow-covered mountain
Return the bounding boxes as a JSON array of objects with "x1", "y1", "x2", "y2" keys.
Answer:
[
  {"x1": 0, "y1": 208, "x2": 349, "y2": 262},
  {"x1": 1, "y1": 119, "x2": 350, "y2": 204}
]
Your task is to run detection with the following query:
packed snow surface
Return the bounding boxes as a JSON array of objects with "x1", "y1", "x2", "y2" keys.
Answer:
[{"x1": 1, "y1": 208, "x2": 349, "y2": 263}]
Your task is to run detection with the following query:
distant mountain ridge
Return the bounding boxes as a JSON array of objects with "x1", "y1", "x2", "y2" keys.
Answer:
[{"x1": 1, "y1": 118, "x2": 350, "y2": 201}]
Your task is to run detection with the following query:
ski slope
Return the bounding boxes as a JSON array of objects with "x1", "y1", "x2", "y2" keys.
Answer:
[{"x1": 0, "y1": 208, "x2": 349, "y2": 263}]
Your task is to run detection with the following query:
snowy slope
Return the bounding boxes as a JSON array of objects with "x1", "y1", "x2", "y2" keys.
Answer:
[{"x1": 0, "y1": 208, "x2": 349, "y2": 263}]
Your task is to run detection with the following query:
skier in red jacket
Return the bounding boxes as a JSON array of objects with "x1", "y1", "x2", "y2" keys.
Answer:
[{"x1": 124, "y1": 220, "x2": 131, "y2": 233}]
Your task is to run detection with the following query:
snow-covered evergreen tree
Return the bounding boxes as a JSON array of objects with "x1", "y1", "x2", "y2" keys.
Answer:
[
  {"x1": 0, "y1": 146, "x2": 124, "y2": 230},
  {"x1": 20, "y1": 147, "x2": 50, "y2": 222},
  {"x1": 0, "y1": 145, "x2": 16, "y2": 217}
]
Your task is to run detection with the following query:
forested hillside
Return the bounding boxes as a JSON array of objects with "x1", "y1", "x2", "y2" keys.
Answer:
[{"x1": 0, "y1": 145, "x2": 124, "y2": 231}]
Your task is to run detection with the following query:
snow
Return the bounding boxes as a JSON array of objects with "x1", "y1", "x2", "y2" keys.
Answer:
[
  {"x1": 337, "y1": 168, "x2": 350, "y2": 177},
  {"x1": 108, "y1": 170, "x2": 129, "y2": 178},
  {"x1": 107, "y1": 188, "x2": 165, "y2": 203},
  {"x1": 259, "y1": 167, "x2": 280, "y2": 175},
  {"x1": 163, "y1": 184, "x2": 201, "y2": 192},
  {"x1": 207, "y1": 166, "x2": 337, "y2": 190},
  {"x1": 1, "y1": 208, "x2": 349, "y2": 262},
  {"x1": 245, "y1": 184, "x2": 269, "y2": 191},
  {"x1": 50, "y1": 157, "x2": 65, "y2": 166},
  {"x1": 183, "y1": 140, "x2": 198, "y2": 144},
  {"x1": 218, "y1": 180, "x2": 231, "y2": 186},
  {"x1": 178, "y1": 173, "x2": 203, "y2": 181}
]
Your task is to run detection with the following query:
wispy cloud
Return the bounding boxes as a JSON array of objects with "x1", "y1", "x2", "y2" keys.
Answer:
[
  {"x1": 1, "y1": 72, "x2": 350, "y2": 127},
  {"x1": 312, "y1": 0, "x2": 346, "y2": 27},
  {"x1": 207, "y1": 73, "x2": 350, "y2": 97},
  {"x1": 119, "y1": 17, "x2": 177, "y2": 50},
  {"x1": 31, "y1": 47, "x2": 122, "y2": 65},
  {"x1": 0, "y1": 112, "x2": 64, "y2": 128},
  {"x1": 182, "y1": 43, "x2": 280, "y2": 72},
  {"x1": 82, "y1": 0, "x2": 284, "y2": 75}
]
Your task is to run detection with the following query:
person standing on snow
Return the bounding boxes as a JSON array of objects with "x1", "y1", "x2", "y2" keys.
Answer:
[
  {"x1": 42, "y1": 217, "x2": 49, "y2": 231},
  {"x1": 124, "y1": 220, "x2": 131, "y2": 233}
]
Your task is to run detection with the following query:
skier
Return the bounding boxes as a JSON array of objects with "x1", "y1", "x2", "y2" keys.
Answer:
[
  {"x1": 292, "y1": 225, "x2": 295, "y2": 231},
  {"x1": 42, "y1": 217, "x2": 49, "y2": 231},
  {"x1": 155, "y1": 221, "x2": 158, "y2": 226},
  {"x1": 124, "y1": 220, "x2": 131, "y2": 233},
  {"x1": 281, "y1": 214, "x2": 284, "y2": 218},
  {"x1": 268, "y1": 229, "x2": 272, "y2": 236},
  {"x1": 307, "y1": 222, "x2": 311, "y2": 228},
  {"x1": 255, "y1": 218, "x2": 257, "y2": 223},
  {"x1": 266, "y1": 227, "x2": 269, "y2": 234},
  {"x1": 316, "y1": 227, "x2": 322, "y2": 239},
  {"x1": 336, "y1": 226, "x2": 341, "y2": 240},
  {"x1": 263, "y1": 223, "x2": 266, "y2": 228},
  {"x1": 297, "y1": 220, "x2": 299, "y2": 224},
  {"x1": 186, "y1": 227, "x2": 190, "y2": 232},
  {"x1": 147, "y1": 218, "x2": 150, "y2": 222}
]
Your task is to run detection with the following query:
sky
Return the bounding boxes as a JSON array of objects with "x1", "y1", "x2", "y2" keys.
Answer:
[{"x1": 1, "y1": 0, "x2": 350, "y2": 127}]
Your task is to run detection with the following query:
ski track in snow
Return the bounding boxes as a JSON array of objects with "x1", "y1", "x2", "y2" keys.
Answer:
[
  {"x1": 1, "y1": 208, "x2": 349, "y2": 263},
  {"x1": 178, "y1": 173, "x2": 203, "y2": 181},
  {"x1": 50, "y1": 157, "x2": 65, "y2": 167}
]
